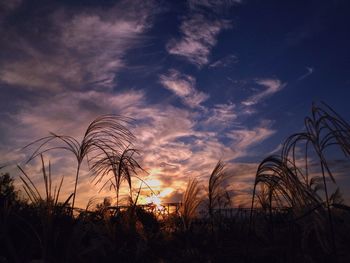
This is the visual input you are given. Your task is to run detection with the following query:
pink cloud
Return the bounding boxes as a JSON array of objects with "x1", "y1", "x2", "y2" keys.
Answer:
[
  {"x1": 166, "y1": 14, "x2": 231, "y2": 66},
  {"x1": 159, "y1": 69, "x2": 209, "y2": 108},
  {"x1": 242, "y1": 78, "x2": 286, "y2": 106},
  {"x1": 0, "y1": 1, "x2": 155, "y2": 91},
  {"x1": 2, "y1": 87, "x2": 277, "y2": 208}
]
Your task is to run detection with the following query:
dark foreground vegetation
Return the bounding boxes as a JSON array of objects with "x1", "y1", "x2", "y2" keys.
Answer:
[{"x1": 1, "y1": 102, "x2": 350, "y2": 263}]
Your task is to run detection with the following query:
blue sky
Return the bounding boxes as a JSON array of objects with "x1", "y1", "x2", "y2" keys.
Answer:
[{"x1": 1, "y1": 0, "x2": 350, "y2": 207}]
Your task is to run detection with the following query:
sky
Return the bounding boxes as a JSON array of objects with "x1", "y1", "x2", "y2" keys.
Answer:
[{"x1": 1, "y1": 0, "x2": 350, "y2": 208}]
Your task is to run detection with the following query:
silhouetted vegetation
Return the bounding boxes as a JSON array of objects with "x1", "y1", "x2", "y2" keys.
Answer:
[{"x1": 1, "y1": 103, "x2": 350, "y2": 262}]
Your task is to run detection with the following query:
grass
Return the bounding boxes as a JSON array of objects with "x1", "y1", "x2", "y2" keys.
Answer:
[
  {"x1": 208, "y1": 160, "x2": 231, "y2": 219},
  {"x1": 91, "y1": 148, "x2": 143, "y2": 207},
  {"x1": 0, "y1": 102, "x2": 350, "y2": 262},
  {"x1": 250, "y1": 102, "x2": 350, "y2": 261},
  {"x1": 23, "y1": 115, "x2": 135, "y2": 214},
  {"x1": 179, "y1": 178, "x2": 202, "y2": 232}
]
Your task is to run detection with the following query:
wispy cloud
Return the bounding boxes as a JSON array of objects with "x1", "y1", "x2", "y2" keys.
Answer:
[
  {"x1": 0, "y1": 1, "x2": 155, "y2": 91},
  {"x1": 242, "y1": 78, "x2": 286, "y2": 106},
  {"x1": 202, "y1": 103, "x2": 237, "y2": 128},
  {"x1": 209, "y1": 54, "x2": 238, "y2": 68},
  {"x1": 0, "y1": 0, "x2": 281, "y2": 208},
  {"x1": 166, "y1": 14, "x2": 231, "y2": 66},
  {"x1": 298, "y1": 66, "x2": 314, "y2": 81},
  {"x1": 227, "y1": 121, "x2": 276, "y2": 154},
  {"x1": 159, "y1": 69, "x2": 209, "y2": 108},
  {"x1": 2, "y1": 86, "x2": 276, "y2": 207}
]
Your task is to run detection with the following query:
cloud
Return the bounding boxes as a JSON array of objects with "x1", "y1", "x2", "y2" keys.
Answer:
[
  {"x1": 159, "y1": 69, "x2": 209, "y2": 108},
  {"x1": 227, "y1": 121, "x2": 276, "y2": 154},
  {"x1": 1, "y1": 86, "x2": 277, "y2": 207},
  {"x1": 0, "y1": 0, "x2": 155, "y2": 91},
  {"x1": 209, "y1": 54, "x2": 238, "y2": 68},
  {"x1": 202, "y1": 102, "x2": 237, "y2": 128},
  {"x1": 242, "y1": 78, "x2": 286, "y2": 106},
  {"x1": 0, "y1": 0, "x2": 281, "y2": 208},
  {"x1": 298, "y1": 66, "x2": 314, "y2": 81},
  {"x1": 166, "y1": 14, "x2": 231, "y2": 66}
]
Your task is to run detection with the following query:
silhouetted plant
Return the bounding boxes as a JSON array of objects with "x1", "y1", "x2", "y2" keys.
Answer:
[
  {"x1": 0, "y1": 172, "x2": 18, "y2": 206},
  {"x1": 24, "y1": 115, "x2": 134, "y2": 212},
  {"x1": 0, "y1": 171, "x2": 22, "y2": 263},
  {"x1": 179, "y1": 178, "x2": 202, "y2": 231},
  {"x1": 17, "y1": 155, "x2": 73, "y2": 262},
  {"x1": 250, "y1": 102, "x2": 350, "y2": 259},
  {"x1": 91, "y1": 148, "x2": 143, "y2": 206},
  {"x1": 207, "y1": 160, "x2": 231, "y2": 219}
]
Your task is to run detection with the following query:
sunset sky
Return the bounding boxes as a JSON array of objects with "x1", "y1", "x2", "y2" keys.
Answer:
[{"x1": 1, "y1": 0, "x2": 350, "y2": 208}]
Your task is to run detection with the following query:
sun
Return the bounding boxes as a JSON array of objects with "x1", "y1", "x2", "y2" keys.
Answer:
[
  {"x1": 151, "y1": 194, "x2": 162, "y2": 208},
  {"x1": 146, "y1": 194, "x2": 163, "y2": 210}
]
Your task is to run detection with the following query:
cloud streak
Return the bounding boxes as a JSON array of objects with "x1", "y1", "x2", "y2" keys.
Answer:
[
  {"x1": 227, "y1": 122, "x2": 276, "y2": 154},
  {"x1": 1, "y1": 86, "x2": 277, "y2": 207},
  {"x1": 0, "y1": 0, "x2": 155, "y2": 91},
  {"x1": 159, "y1": 69, "x2": 209, "y2": 108},
  {"x1": 242, "y1": 78, "x2": 286, "y2": 106},
  {"x1": 166, "y1": 14, "x2": 231, "y2": 66},
  {"x1": 298, "y1": 66, "x2": 314, "y2": 81},
  {"x1": 209, "y1": 54, "x2": 238, "y2": 68},
  {"x1": 0, "y1": 1, "x2": 284, "y2": 208}
]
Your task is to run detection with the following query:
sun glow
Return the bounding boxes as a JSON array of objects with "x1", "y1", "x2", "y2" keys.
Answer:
[
  {"x1": 141, "y1": 169, "x2": 175, "y2": 207},
  {"x1": 158, "y1": 187, "x2": 173, "y2": 198},
  {"x1": 144, "y1": 178, "x2": 162, "y2": 189},
  {"x1": 148, "y1": 168, "x2": 162, "y2": 176},
  {"x1": 145, "y1": 194, "x2": 163, "y2": 210},
  {"x1": 150, "y1": 194, "x2": 161, "y2": 206}
]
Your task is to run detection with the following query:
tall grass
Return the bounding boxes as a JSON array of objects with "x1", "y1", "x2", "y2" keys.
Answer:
[
  {"x1": 18, "y1": 155, "x2": 73, "y2": 261},
  {"x1": 179, "y1": 178, "x2": 202, "y2": 231},
  {"x1": 250, "y1": 102, "x2": 350, "y2": 258},
  {"x1": 24, "y1": 115, "x2": 134, "y2": 213},
  {"x1": 91, "y1": 148, "x2": 143, "y2": 207},
  {"x1": 208, "y1": 160, "x2": 231, "y2": 219},
  {"x1": 2, "y1": 105, "x2": 348, "y2": 262}
]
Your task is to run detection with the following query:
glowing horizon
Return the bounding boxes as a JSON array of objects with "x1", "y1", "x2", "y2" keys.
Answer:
[{"x1": 1, "y1": 0, "x2": 350, "y2": 209}]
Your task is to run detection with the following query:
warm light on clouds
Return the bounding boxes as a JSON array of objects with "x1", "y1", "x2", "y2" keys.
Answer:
[
  {"x1": 166, "y1": 14, "x2": 231, "y2": 66},
  {"x1": 227, "y1": 123, "x2": 276, "y2": 153},
  {"x1": 4, "y1": 0, "x2": 347, "y2": 209},
  {"x1": 0, "y1": 0, "x2": 155, "y2": 91},
  {"x1": 159, "y1": 69, "x2": 209, "y2": 108}
]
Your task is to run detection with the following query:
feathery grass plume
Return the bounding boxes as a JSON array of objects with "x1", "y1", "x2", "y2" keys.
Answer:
[
  {"x1": 250, "y1": 102, "x2": 350, "y2": 258},
  {"x1": 90, "y1": 148, "x2": 143, "y2": 207},
  {"x1": 179, "y1": 178, "x2": 202, "y2": 231},
  {"x1": 23, "y1": 115, "x2": 135, "y2": 213},
  {"x1": 208, "y1": 160, "x2": 231, "y2": 219},
  {"x1": 252, "y1": 156, "x2": 322, "y2": 212},
  {"x1": 281, "y1": 102, "x2": 350, "y2": 256}
]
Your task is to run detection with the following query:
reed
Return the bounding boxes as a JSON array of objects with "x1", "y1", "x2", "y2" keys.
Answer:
[
  {"x1": 23, "y1": 115, "x2": 134, "y2": 213},
  {"x1": 18, "y1": 155, "x2": 72, "y2": 261},
  {"x1": 250, "y1": 102, "x2": 350, "y2": 259},
  {"x1": 179, "y1": 178, "x2": 202, "y2": 231},
  {"x1": 90, "y1": 148, "x2": 143, "y2": 207},
  {"x1": 208, "y1": 160, "x2": 231, "y2": 219}
]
